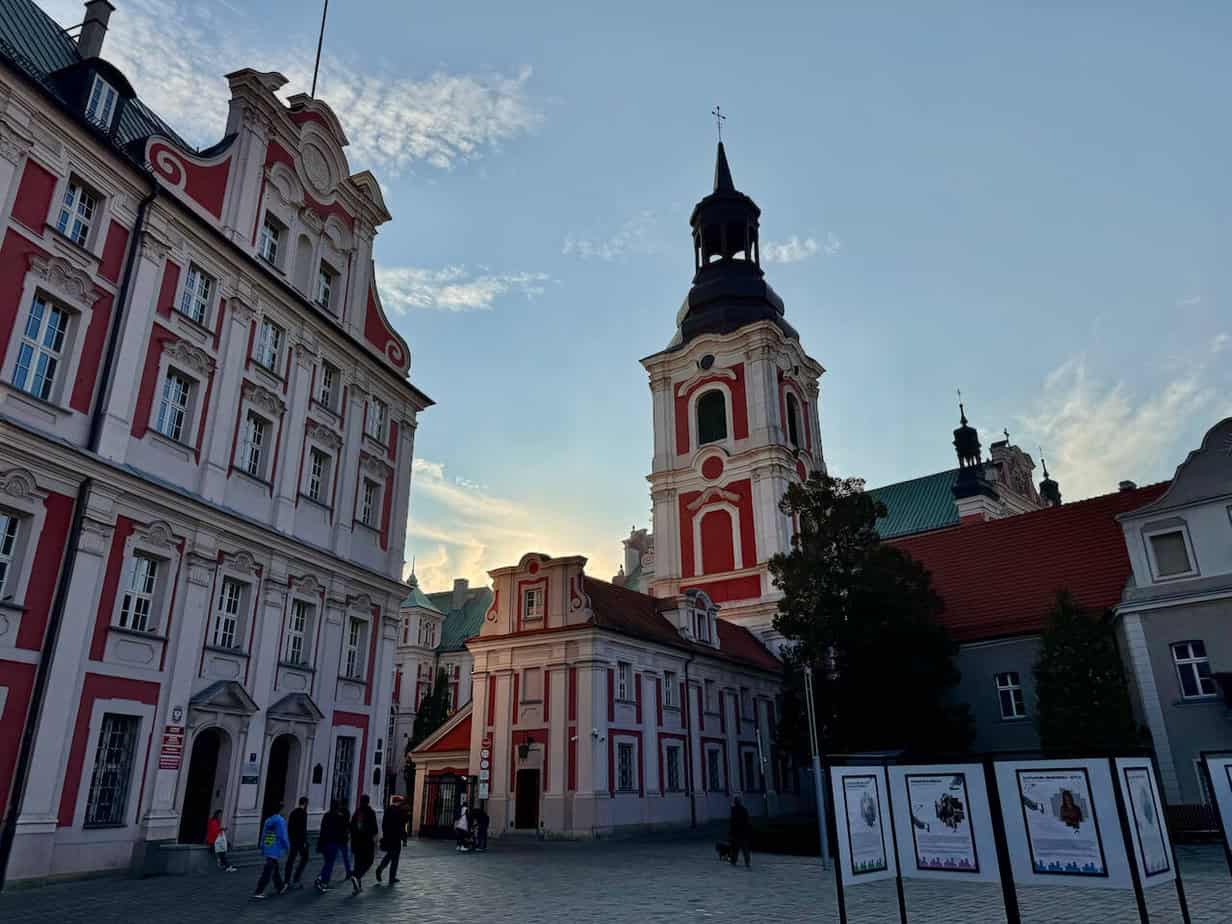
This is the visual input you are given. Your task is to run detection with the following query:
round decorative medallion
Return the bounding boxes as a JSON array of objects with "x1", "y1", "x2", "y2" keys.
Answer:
[
  {"x1": 528, "y1": 561, "x2": 539, "y2": 575},
  {"x1": 701, "y1": 455, "x2": 725, "y2": 481},
  {"x1": 302, "y1": 143, "x2": 332, "y2": 196}
]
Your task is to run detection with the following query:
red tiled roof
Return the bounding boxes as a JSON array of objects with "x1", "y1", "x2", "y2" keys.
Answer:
[
  {"x1": 892, "y1": 483, "x2": 1168, "y2": 642},
  {"x1": 421, "y1": 711, "x2": 471, "y2": 753},
  {"x1": 582, "y1": 577, "x2": 781, "y2": 673}
]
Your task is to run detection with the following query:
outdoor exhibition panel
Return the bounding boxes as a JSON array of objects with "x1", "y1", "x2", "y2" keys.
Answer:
[
  {"x1": 993, "y1": 758, "x2": 1134, "y2": 890},
  {"x1": 887, "y1": 763, "x2": 1001, "y2": 884},
  {"x1": 1113, "y1": 757, "x2": 1177, "y2": 887},
  {"x1": 829, "y1": 765, "x2": 899, "y2": 886},
  {"x1": 1203, "y1": 752, "x2": 1232, "y2": 860}
]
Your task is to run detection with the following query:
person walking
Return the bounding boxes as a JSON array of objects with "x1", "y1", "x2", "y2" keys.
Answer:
[
  {"x1": 314, "y1": 800, "x2": 355, "y2": 894},
  {"x1": 284, "y1": 796, "x2": 310, "y2": 887},
  {"x1": 729, "y1": 797, "x2": 752, "y2": 869},
  {"x1": 454, "y1": 804, "x2": 471, "y2": 852},
  {"x1": 252, "y1": 803, "x2": 290, "y2": 900},
  {"x1": 350, "y1": 794, "x2": 379, "y2": 892},
  {"x1": 205, "y1": 809, "x2": 236, "y2": 872},
  {"x1": 375, "y1": 795, "x2": 407, "y2": 884},
  {"x1": 472, "y1": 804, "x2": 489, "y2": 852}
]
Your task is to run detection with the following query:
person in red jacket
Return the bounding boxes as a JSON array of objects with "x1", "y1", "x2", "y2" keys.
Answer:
[{"x1": 205, "y1": 809, "x2": 236, "y2": 872}]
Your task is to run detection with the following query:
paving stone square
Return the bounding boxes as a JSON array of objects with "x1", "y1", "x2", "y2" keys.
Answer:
[{"x1": 1, "y1": 837, "x2": 1228, "y2": 923}]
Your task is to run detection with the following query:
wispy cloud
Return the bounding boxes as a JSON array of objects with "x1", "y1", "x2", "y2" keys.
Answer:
[
  {"x1": 1020, "y1": 350, "x2": 1228, "y2": 500},
  {"x1": 761, "y1": 232, "x2": 842, "y2": 264},
  {"x1": 562, "y1": 211, "x2": 664, "y2": 261},
  {"x1": 1176, "y1": 294, "x2": 1203, "y2": 307},
  {"x1": 42, "y1": 0, "x2": 540, "y2": 173},
  {"x1": 406, "y1": 459, "x2": 621, "y2": 592},
  {"x1": 375, "y1": 266, "x2": 551, "y2": 313}
]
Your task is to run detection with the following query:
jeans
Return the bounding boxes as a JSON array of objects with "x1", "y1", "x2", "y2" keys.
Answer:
[
  {"x1": 284, "y1": 839, "x2": 309, "y2": 883},
  {"x1": 729, "y1": 836, "x2": 751, "y2": 867},
  {"x1": 318, "y1": 843, "x2": 353, "y2": 883},
  {"x1": 255, "y1": 857, "x2": 285, "y2": 894},
  {"x1": 476, "y1": 824, "x2": 488, "y2": 850},
  {"x1": 375, "y1": 845, "x2": 401, "y2": 881}
]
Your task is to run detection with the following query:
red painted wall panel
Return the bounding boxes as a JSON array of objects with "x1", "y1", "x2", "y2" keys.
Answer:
[
  {"x1": 148, "y1": 141, "x2": 230, "y2": 219},
  {"x1": 0, "y1": 230, "x2": 46, "y2": 366},
  {"x1": 131, "y1": 325, "x2": 175, "y2": 438},
  {"x1": 155, "y1": 260, "x2": 180, "y2": 318},
  {"x1": 673, "y1": 363, "x2": 749, "y2": 455},
  {"x1": 607, "y1": 669, "x2": 614, "y2": 723},
  {"x1": 98, "y1": 221, "x2": 129, "y2": 283},
  {"x1": 0, "y1": 659, "x2": 36, "y2": 816},
  {"x1": 699, "y1": 508, "x2": 736, "y2": 574},
  {"x1": 12, "y1": 160, "x2": 56, "y2": 232},
  {"x1": 69, "y1": 291, "x2": 112, "y2": 414},
  {"x1": 679, "y1": 477, "x2": 756, "y2": 578},
  {"x1": 568, "y1": 667, "x2": 577, "y2": 723},
  {"x1": 682, "y1": 574, "x2": 762, "y2": 604},
  {"x1": 89, "y1": 516, "x2": 137, "y2": 661},
  {"x1": 15, "y1": 491, "x2": 74, "y2": 651}
]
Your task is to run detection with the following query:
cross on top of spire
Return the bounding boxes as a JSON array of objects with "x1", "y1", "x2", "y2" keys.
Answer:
[{"x1": 712, "y1": 105, "x2": 726, "y2": 142}]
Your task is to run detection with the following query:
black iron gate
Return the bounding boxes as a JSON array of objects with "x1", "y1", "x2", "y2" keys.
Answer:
[{"x1": 420, "y1": 774, "x2": 468, "y2": 837}]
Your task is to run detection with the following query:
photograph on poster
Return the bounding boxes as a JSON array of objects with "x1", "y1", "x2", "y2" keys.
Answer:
[
  {"x1": 843, "y1": 774, "x2": 889, "y2": 875},
  {"x1": 1122, "y1": 767, "x2": 1170, "y2": 877},
  {"x1": 905, "y1": 773, "x2": 979, "y2": 873},
  {"x1": 1016, "y1": 768, "x2": 1108, "y2": 876}
]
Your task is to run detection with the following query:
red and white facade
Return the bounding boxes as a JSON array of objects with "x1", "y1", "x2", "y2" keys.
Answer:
[{"x1": 0, "y1": 4, "x2": 429, "y2": 882}]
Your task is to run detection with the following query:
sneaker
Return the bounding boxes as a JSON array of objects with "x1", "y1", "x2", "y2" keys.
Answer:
[
  {"x1": 314, "y1": 879, "x2": 330, "y2": 893},
  {"x1": 279, "y1": 883, "x2": 291, "y2": 895},
  {"x1": 251, "y1": 894, "x2": 266, "y2": 900},
  {"x1": 225, "y1": 866, "x2": 237, "y2": 872},
  {"x1": 350, "y1": 875, "x2": 361, "y2": 895}
]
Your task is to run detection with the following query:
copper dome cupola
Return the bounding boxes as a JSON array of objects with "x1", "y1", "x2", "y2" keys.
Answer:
[{"x1": 667, "y1": 143, "x2": 797, "y2": 350}]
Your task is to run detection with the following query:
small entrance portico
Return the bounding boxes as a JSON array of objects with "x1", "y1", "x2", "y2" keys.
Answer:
[{"x1": 177, "y1": 681, "x2": 258, "y2": 844}]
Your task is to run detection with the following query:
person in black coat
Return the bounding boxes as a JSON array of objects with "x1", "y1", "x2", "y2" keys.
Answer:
[
  {"x1": 375, "y1": 795, "x2": 408, "y2": 884},
  {"x1": 313, "y1": 800, "x2": 355, "y2": 893},
  {"x1": 729, "y1": 797, "x2": 752, "y2": 868},
  {"x1": 284, "y1": 796, "x2": 310, "y2": 887},
  {"x1": 350, "y1": 794, "x2": 379, "y2": 890}
]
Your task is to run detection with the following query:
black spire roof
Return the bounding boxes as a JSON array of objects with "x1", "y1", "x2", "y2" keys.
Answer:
[
  {"x1": 1039, "y1": 455, "x2": 1062, "y2": 507},
  {"x1": 666, "y1": 143, "x2": 797, "y2": 351}
]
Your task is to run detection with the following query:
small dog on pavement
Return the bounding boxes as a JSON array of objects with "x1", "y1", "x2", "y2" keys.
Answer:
[{"x1": 715, "y1": 842, "x2": 734, "y2": 861}]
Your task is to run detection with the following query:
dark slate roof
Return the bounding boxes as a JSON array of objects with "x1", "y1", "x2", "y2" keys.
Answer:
[
  {"x1": 867, "y1": 469, "x2": 961, "y2": 539},
  {"x1": 426, "y1": 586, "x2": 494, "y2": 653},
  {"x1": 892, "y1": 482, "x2": 1169, "y2": 643},
  {"x1": 583, "y1": 577, "x2": 781, "y2": 673},
  {"x1": 0, "y1": 0, "x2": 191, "y2": 149}
]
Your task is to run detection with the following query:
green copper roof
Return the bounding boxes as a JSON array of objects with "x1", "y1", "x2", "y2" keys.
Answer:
[
  {"x1": 867, "y1": 468, "x2": 960, "y2": 540},
  {"x1": 400, "y1": 577, "x2": 444, "y2": 615},
  {"x1": 427, "y1": 586, "x2": 493, "y2": 653}
]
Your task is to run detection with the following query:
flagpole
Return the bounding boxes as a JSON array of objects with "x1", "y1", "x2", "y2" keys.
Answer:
[
  {"x1": 804, "y1": 664, "x2": 831, "y2": 868},
  {"x1": 311, "y1": 0, "x2": 329, "y2": 98}
]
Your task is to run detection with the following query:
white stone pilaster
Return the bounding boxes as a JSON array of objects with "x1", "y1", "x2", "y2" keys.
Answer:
[
  {"x1": 274, "y1": 343, "x2": 314, "y2": 531},
  {"x1": 200, "y1": 298, "x2": 255, "y2": 501}
]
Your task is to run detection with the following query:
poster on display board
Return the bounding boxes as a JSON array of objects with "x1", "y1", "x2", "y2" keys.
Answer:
[
  {"x1": 1114, "y1": 758, "x2": 1175, "y2": 885},
  {"x1": 886, "y1": 764, "x2": 1001, "y2": 883},
  {"x1": 1201, "y1": 752, "x2": 1232, "y2": 867},
  {"x1": 993, "y1": 758, "x2": 1134, "y2": 890},
  {"x1": 829, "y1": 766, "x2": 897, "y2": 885}
]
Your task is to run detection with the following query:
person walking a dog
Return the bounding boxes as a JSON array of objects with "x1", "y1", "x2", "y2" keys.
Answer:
[{"x1": 729, "y1": 797, "x2": 752, "y2": 869}]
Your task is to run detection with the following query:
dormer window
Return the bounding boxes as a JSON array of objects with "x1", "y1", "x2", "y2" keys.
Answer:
[
  {"x1": 85, "y1": 74, "x2": 118, "y2": 127},
  {"x1": 315, "y1": 262, "x2": 336, "y2": 311},
  {"x1": 523, "y1": 587, "x2": 544, "y2": 622},
  {"x1": 692, "y1": 607, "x2": 711, "y2": 643},
  {"x1": 56, "y1": 179, "x2": 98, "y2": 247}
]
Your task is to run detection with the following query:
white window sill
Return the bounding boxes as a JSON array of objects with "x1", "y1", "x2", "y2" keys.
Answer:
[
  {"x1": 203, "y1": 643, "x2": 248, "y2": 658},
  {"x1": 248, "y1": 359, "x2": 285, "y2": 389},
  {"x1": 299, "y1": 492, "x2": 332, "y2": 513},
  {"x1": 233, "y1": 467, "x2": 273, "y2": 489},
  {"x1": 108, "y1": 624, "x2": 166, "y2": 642},
  {"x1": 148, "y1": 428, "x2": 195, "y2": 461}
]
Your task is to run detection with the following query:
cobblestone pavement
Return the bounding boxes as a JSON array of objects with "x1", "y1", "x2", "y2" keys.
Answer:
[{"x1": 1, "y1": 838, "x2": 1228, "y2": 923}]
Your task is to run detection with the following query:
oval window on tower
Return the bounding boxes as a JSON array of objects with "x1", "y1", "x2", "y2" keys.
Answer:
[
  {"x1": 786, "y1": 392, "x2": 801, "y2": 448},
  {"x1": 696, "y1": 390, "x2": 728, "y2": 445}
]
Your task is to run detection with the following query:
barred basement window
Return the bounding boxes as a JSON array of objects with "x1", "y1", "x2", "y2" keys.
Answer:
[
  {"x1": 84, "y1": 713, "x2": 140, "y2": 827},
  {"x1": 118, "y1": 555, "x2": 158, "y2": 632},
  {"x1": 665, "y1": 745, "x2": 683, "y2": 792},
  {"x1": 994, "y1": 671, "x2": 1026, "y2": 719},
  {"x1": 0, "y1": 513, "x2": 19, "y2": 595},
  {"x1": 331, "y1": 735, "x2": 356, "y2": 805},
  {"x1": 617, "y1": 741, "x2": 636, "y2": 792}
]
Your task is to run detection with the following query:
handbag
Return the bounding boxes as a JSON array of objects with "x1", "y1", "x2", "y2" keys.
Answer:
[{"x1": 213, "y1": 831, "x2": 228, "y2": 854}]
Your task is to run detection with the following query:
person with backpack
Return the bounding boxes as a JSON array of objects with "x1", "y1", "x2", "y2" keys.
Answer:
[
  {"x1": 284, "y1": 796, "x2": 310, "y2": 887},
  {"x1": 251, "y1": 803, "x2": 290, "y2": 900},
  {"x1": 350, "y1": 794, "x2": 379, "y2": 892},
  {"x1": 205, "y1": 809, "x2": 236, "y2": 872},
  {"x1": 314, "y1": 800, "x2": 355, "y2": 893},
  {"x1": 375, "y1": 795, "x2": 407, "y2": 884}
]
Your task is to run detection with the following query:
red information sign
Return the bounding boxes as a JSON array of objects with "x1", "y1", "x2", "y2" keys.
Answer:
[{"x1": 158, "y1": 724, "x2": 185, "y2": 770}]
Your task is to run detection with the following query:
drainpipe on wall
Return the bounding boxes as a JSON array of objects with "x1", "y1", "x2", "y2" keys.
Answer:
[{"x1": 683, "y1": 653, "x2": 696, "y2": 829}]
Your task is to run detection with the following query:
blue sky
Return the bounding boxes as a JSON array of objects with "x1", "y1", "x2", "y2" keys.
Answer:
[{"x1": 49, "y1": 0, "x2": 1232, "y2": 590}]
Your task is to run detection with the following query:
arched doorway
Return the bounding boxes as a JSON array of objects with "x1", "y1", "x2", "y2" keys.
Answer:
[
  {"x1": 179, "y1": 727, "x2": 230, "y2": 843},
  {"x1": 261, "y1": 734, "x2": 300, "y2": 821}
]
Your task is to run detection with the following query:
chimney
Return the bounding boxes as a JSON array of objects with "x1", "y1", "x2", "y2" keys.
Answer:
[
  {"x1": 451, "y1": 578, "x2": 469, "y2": 611},
  {"x1": 1119, "y1": 480, "x2": 1137, "y2": 492},
  {"x1": 77, "y1": 1, "x2": 115, "y2": 59}
]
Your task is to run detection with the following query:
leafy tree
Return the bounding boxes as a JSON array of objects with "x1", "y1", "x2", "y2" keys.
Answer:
[
  {"x1": 409, "y1": 668, "x2": 452, "y2": 750},
  {"x1": 770, "y1": 474, "x2": 972, "y2": 757},
  {"x1": 1034, "y1": 591, "x2": 1143, "y2": 753}
]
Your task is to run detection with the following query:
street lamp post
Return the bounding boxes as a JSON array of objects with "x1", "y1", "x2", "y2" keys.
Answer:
[{"x1": 802, "y1": 663, "x2": 830, "y2": 869}]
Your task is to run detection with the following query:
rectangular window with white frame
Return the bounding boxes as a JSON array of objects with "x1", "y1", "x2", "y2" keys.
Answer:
[
  {"x1": 617, "y1": 661, "x2": 632, "y2": 701},
  {"x1": 154, "y1": 370, "x2": 192, "y2": 443},
  {"x1": 318, "y1": 361, "x2": 339, "y2": 411},
  {"x1": 83, "y1": 712, "x2": 140, "y2": 828},
  {"x1": 360, "y1": 479, "x2": 379, "y2": 527},
  {"x1": 664, "y1": 743, "x2": 683, "y2": 792},
  {"x1": 365, "y1": 397, "x2": 388, "y2": 441},
  {"x1": 522, "y1": 586, "x2": 543, "y2": 622},
  {"x1": 707, "y1": 747, "x2": 723, "y2": 792},
  {"x1": 693, "y1": 608, "x2": 711, "y2": 643},
  {"x1": 212, "y1": 577, "x2": 245, "y2": 650},
  {"x1": 616, "y1": 740, "x2": 636, "y2": 792},
  {"x1": 85, "y1": 75, "x2": 118, "y2": 127},
  {"x1": 1171, "y1": 640, "x2": 1217, "y2": 699},
  {"x1": 0, "y1": 512, "x2": 20, "y2": 597},
  {"x1": 1147, "y1": 528, "x2": 1196, "y2": 580},
  {"x1": 663, "y1": 670, "x2": 678, "y2": 707},
  {"x1": 56, "y1": 178, "x2": 98, "y2": 248},
  {"x1": 239, "y1": 411, "x2": 268, "y2": 480},
  {"x1": 304, "y1": 447, "x2": 331, "y2": 504},
  {"x1": 117, "y1": 554, "x2": 159, "y2": 633},
  {"x1": 315, "y1": 262, "x2": 336, "y2": 311},
  {"x1": 254, "y1": 318, "x2": 283, "y2": 373},
  {"x1": 178, "y1": 264, "x2": 214, "y2": 325},
  {"x1": 994, "y1": 671, "x2": 1027, "y2": 719},
  {"x1": 344, "y1": 617, "x2": 365, "y2": 679},
  {"x1": 13, "y1": 294, "x2": 70, "y2": 403},
  {"x1": 742, "y1": 750, "x2": 760, "y2": 792},
  {"x1": 258, "y1": 214, "x2": 282, "y2": 265},
  {"x1": 285, "y1": 598, "x2": 314, "y2": 665}
]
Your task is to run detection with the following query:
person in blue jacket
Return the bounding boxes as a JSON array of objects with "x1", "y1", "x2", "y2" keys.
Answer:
[{"x1": 252, "y1": 802, "x2": 291, "y2": 899}]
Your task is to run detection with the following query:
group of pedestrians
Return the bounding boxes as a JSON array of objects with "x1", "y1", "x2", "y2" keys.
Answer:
[
  {"x1": 238, "y1": 793, "x2": 410, "y2": 900},
  {"x1": 453, "y1": 804, "x2": 489, "y2": 852}
]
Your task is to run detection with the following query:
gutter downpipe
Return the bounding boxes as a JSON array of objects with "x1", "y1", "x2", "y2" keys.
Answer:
[{"x1": 0, "y1": 174, "x2": 156, "y2": 890}]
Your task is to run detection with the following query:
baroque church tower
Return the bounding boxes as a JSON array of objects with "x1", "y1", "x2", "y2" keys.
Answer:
[{"x1": 639, "y1": 144, "x2": 826, "y2": 644}]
